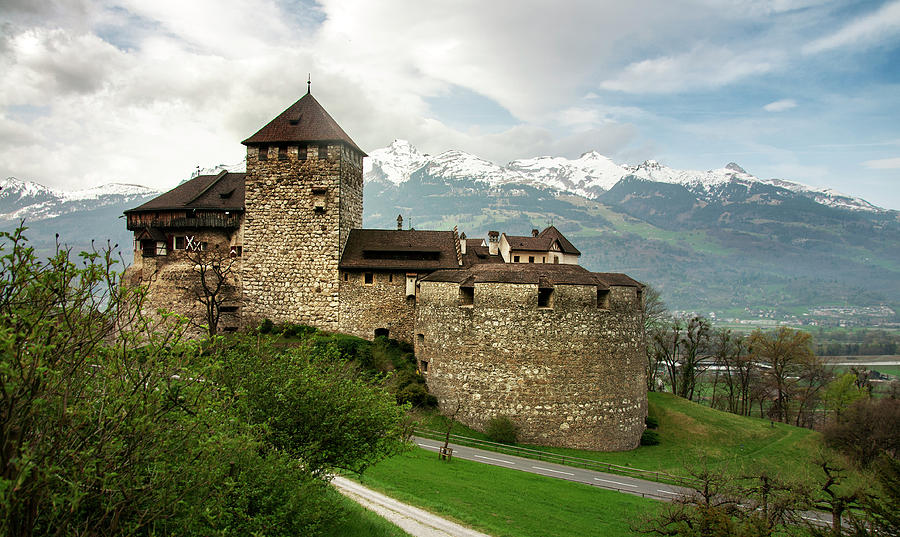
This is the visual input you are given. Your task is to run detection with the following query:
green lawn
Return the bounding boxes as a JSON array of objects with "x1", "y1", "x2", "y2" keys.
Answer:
[
  {"x1": 354, "y1": 447, "x2": 662, "y2": 537},
  {"x1": 419, "y1": 392, "x2": 825, "y2": 483},
  {"x1": 323, "y1": 491, "x2": 412, "y2": 537}
]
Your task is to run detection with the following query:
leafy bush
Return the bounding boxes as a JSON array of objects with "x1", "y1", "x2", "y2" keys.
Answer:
[
  {"x1": 640, "y1": 429, "x2": 661, "y2": 446},
  {"x1": 0, "y1": 227, "x2": 408, "y2": 537},
  {"x1": 259, "y1": 318, "x2": 275, "y2": 334},
  {"x1": 645, "y1": 415, "x2": 659, "y2": 429},
  {"x1": 486, "y1": 416, "x2": 519, "y2": 444},
  {"x1": 396, "y1": 382, "x2": 438, "y2": 408},
  {"x1": 823, "y1": 397, "x2": 900, "y2": 467}
]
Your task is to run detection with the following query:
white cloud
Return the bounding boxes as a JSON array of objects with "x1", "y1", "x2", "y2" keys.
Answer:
[
  {"x1": 763, "y1": 99, "x2": 797, "y2": 112},
  {"x1": 600, "y1": 46, "x2": 781, "y2": 93},
  {"x1": 863, "y1": 157, "x2": 900, "y2": 169},
  {"x1": 804, "y1": 0, "x2": 900, "y2": 54}
]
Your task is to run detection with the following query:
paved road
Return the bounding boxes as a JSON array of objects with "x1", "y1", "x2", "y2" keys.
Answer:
[
  {"x1": 413, "y1": 436, "x2": 832, "y2": 527},
  {"x1": 332, "y1": 476, "x2": 492, "y2": 537}
]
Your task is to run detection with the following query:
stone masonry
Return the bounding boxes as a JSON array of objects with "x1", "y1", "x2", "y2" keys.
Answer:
[{"x1": 415, "y1": 280, "x2": 646, "y2": 451}]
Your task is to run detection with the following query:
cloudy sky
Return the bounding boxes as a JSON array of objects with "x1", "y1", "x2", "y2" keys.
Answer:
[{"x1": 2, "y1": 0, "x2": 899, "y2": 208}]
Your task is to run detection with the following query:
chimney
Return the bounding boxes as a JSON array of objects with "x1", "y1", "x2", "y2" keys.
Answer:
[
  {"x1": 532, "y1": 228, "x2": 539, "y2": 237},
  {"x1": 460, "y1": 232, "x2": 467, "y2": 255},
  {"x1": 397, "y1": 214, "x2": 403, "y2": 230},
  {"x1": 488, "y1": 231, "x2": 499, "y2": 256}
]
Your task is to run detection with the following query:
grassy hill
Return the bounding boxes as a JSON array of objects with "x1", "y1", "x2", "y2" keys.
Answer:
[{"x1": 420, "y1": 391, "x2": 825, "y2": 483}]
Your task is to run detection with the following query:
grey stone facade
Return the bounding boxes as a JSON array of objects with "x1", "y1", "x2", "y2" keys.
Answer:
[
  {"x1": 242, "y1": 143, "x2": 363, "y2": 328},
  {"x1": 415, "y1": 280, "x2": 646, "y2": 451}
]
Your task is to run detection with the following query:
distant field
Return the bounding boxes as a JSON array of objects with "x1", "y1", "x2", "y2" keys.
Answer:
[
  {"x1": 354, "y1": 447, "x2": 661, "y2": 537},
  {"x1": 419, "y1": 392, "x2": 825, "y2": 483}
]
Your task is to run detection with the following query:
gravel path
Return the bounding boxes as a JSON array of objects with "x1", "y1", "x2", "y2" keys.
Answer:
[{"x1": 332, "y1": 476, "x2": 492, "y2": 537}]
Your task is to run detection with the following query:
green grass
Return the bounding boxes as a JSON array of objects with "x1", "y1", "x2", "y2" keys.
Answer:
[
  {"x1": 419, "y1": 392, "x2": 825, "y2": 483},
  {"x1": 354, "y1": 447, "x2": 661, "y2": 537},
  {"x1": 322, "y1": 491, "x2": 412, "y2": 537}
]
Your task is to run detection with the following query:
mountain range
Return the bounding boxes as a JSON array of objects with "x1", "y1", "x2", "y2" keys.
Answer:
[{"x1": 2, "y1": 142, "x2": 898, "y2": 324}]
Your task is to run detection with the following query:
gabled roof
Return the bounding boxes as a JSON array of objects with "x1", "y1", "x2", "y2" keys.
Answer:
[
  {"x1": 594, "y1": 272, "x2": 642, "y2": 288},
  {"x1": 242, "y1": 92, "x2": 366, "y2": 155},
  {"x1": 125, "y1": 172, "x2": 245, "y2": 213},
  {"x1": 538, "y1": 225, "x2": 581, "y2": 255},
  {"x1": 501, "y1": 226, "x2": 580, "y2": 256},
  {"x1": 421, "y1": 263, "x2": 615, "y2": 287},
  {"x1": 340, "y1": 229, "x2": 460, "y2": 271}
]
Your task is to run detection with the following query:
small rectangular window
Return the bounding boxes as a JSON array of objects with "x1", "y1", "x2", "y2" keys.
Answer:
[
  {"x1": 229, "y1": 245, "x2": 242, "y2": 257},
  {"x1": 420, "y1": 360, "x2": 428, "y2": 373},
  {"x1": 459, "y1": 286, "x2": 474, "y2": 306},
  {"x1": 258, "y1": 146, "x2": 268, "y2": 161},
  {"x1": 141, "y1": 240, "x2": 156, "y2": 257},
  {"x1": 513, "y1": 255, "x2": 520, "y2": 262},
  {"x1": 364, "y1": 272, "x2": 374, "y2": 285},
  {"x1": 220, "y1": 305, "x2": 239, "y2": 313},
  {"x1": 318, "y1": 144, "x2": 328, "y2": 159},
  {"x1": 417, "y1": 333, "x2": 424, "y2": 345},
  {"x1": 299, "y1": 146, "x2": 307, "y2": 161},
  {"x1": 529, "y1": 256, "x2": 535, "y2": 263},
  {"x1": 538, "y1": 288, "x2": 553, "y2": 309},
  {"x1": 406, "y1": 274, "x2": 417, "y2": 297},
  {"x1": 389, "y1": 273, "x2": 393, "y2": 282},
  {"x1": 278, "y1": 146, "x2": 287, "y2": 160},
  {"x1": 343, "y1": 273, "x2": 349, "y2": 282},
  {"x1": 156, "y1": 241, "x2": 167, "y2": 256},
  {"x1": 597, "y1": 288, "x2": 610, "y2": 309}
]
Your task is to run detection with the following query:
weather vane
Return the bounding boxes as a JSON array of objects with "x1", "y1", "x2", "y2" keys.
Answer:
[{"x1": 307, "y1": 73, "x2": 311, "y2": 94}]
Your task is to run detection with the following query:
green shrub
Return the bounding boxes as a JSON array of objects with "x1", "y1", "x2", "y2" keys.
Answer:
[
  {"x1": 640, "y1": 429, "x2": 661, "y2": 446},
  {"x1": 396, "y1": 383, "x2": 438, "y2": 408},
  {"x1": 486, "y1": 416, "x2": 519, "y2": 444},
  {"x1": 645, "y1": 415, "x2": 659, "y2": 429}
]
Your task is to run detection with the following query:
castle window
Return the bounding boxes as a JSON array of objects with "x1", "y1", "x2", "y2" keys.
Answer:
[
  {"x1": 420, "y1": 360, "x2": 428, "y2": 373},
  {"x1": 417, "y1": 333, "x2": 424, "y2": 346},
  {"x1": 542, "y1": 256, "x2": 546, "y2": 263},
  {"x1": 374, "y1": 328, "x2": 389, "y2": 338},
  {"x1": 459, "y1": 286, "x2": 474, "y2": 306},
  {"x1": 299, "y1": 146, "x2": 307, "y2": 161},
  {"x1": 406, "y1": 274, "x2": 417, "y2": 297},
  {"x1": 538, "y1": 288, "x2": 553, "y2": 309},
  {"x1": 343, "y1": 272, "x2": 349, "y2": 282},
  {"x1": 529, "y1": 256, "x2": 535, "y2": 263},
  {"x1": 258, "y1": 146, "x2": 268, "y2": 161},
  {"x1": 554, "y1": 256, "x2": 559, "y2": 264},
  {"x1": 220, "y1": 305, "x2": 239, "y2": 313},
  {"x1": 174, "y1": 236, "x2": 186, "y2": 250},
  {"x1": 312, "y1": 187, "x2": 327, "y2": 212},
  {"x1": 140, "y1": 240, "x2": 156, "y2": 257},
  {"x1": 513, "y1": 255, "x2": 520, "y2": 263},
  {"x1": 229, "y1": 245, "x2": 242, "y2": 257},
  {"x1": 318, "y1": 144, "x2": 328, "y2": 159},
  {"x1": 364, "y1": 272, "x2": 374, "y2": 285},
  {"x1": 278, "y1": 146, "x2": 288, "y2": 160},
  {"x1": 597, "y1": 288, "x2": 610, "y2": 309},
  {"x1": 389, "y1": 273, "x2": 393, "y2": 282}
]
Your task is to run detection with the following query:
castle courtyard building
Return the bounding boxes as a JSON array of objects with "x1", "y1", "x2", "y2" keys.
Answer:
[{"x1": 125, "y1": 91, "x2": 648, "y2": 451}]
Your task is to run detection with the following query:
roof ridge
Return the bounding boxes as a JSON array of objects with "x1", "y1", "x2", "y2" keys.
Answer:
[{"x1": 185, "y1": 170, "x2": 228, "y2": 206}]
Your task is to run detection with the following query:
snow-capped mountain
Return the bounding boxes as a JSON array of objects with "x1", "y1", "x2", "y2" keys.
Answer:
[
  {"x1": 0, "y1": 177, "x2": 159, "y2": 223},
  {"x1": 364, "y1": 140, "x2": 884, "y2": 213}
]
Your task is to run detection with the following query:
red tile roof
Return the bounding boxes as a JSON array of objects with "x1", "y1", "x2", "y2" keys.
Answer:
[
  {"x1": 125, "y1": 171, "x2": 245, "y2": 213},
  {"x1": 420, "y1": 263, "x2": 640, "y2": 288},
  {"x1": 502, "y1": 226, "x2": 581, "y2": 255},
  {"x1": 242, "y1": 92, "x2": 365, "y2": 155}
]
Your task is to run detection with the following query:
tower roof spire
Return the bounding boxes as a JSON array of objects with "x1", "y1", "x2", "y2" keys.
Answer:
[{"x1": 307, "y1": 73, "x2": 311, "y2": 94}]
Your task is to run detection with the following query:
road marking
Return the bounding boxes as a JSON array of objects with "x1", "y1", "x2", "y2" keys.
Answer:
[
  {"x1": 417, "y1": 443, "x2": 439, "y2": 450},
  {"x1": 595, "y1": 478, "x2": 637, "y2": 488},
  {"x1": 532, "y1": 466, "x2": 575, "y2": 476},
  {"x1": 474, "y1": 455, "x2": 516, "y2": 465},
  {"x1": 656, "y1": 489, "x2": 679, "y2": 495}
]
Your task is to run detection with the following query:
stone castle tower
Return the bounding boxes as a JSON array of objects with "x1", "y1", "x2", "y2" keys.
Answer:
[{"x1": 241, "y1": 90, "x2": 366, "y2": 327}]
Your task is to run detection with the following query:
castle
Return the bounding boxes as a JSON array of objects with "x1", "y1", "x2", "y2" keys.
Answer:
[{"x1": 124, "y1": 91, "x2": 648, "y2": 451}]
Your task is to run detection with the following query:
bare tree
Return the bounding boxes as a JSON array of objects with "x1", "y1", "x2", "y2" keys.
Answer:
[
  {"x1": 180, "y1": 245, "x2": 239, "y2": 338},
  {"x1": 748, "y1": 327, "x2": 815, "y2": 424},
  {"x1": 639, "y1": 284, "x2": 669, "y2": 391},
  {"x1": 677, "y1": 316, "x2": 712, "y2": 402},
  {"x1": 652, "y1": 317, "x2": 684, "y2": 396}
]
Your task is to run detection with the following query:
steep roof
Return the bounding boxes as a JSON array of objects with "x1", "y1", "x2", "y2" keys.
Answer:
[
  {"x1": 242, "y1": 92, "x2": 366, "y2": 155},
  {"x1": 421, "y1": 263, "x2": 630, "y2": 287},
  {"x1": 340, "y1": 229, "x2": 461, "y2": 271},
  {"x1": 502, "y1": 226, "x2": 581, "y2": 255},
  {"x1": 125, "y1": 171, "x2": 245, "y2": 213}
]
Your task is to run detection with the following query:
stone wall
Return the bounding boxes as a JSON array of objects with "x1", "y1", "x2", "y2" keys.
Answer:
[
  {"x1": 241, "y1": 142, "x2": 363, "y2": 328},
  {"x1": 338, "y1": 270, "x2": 417, "y2": 343},
  {"x1": 124, "y1": 228, "x2": 242, "y2": 338},
  {"x1": 415, "y1": 281, "x2": 646, "y2": 451}
]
